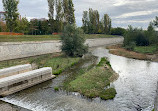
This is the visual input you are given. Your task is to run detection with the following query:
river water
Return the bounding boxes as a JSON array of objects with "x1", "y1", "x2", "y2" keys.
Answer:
[{"x1": 1, "y1": 47, "x2": 158, "y2": 111}]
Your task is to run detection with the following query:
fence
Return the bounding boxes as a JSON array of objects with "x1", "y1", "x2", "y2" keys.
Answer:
[{"x1": 0, "y1": 32, "x2": 24, "y2": 35}]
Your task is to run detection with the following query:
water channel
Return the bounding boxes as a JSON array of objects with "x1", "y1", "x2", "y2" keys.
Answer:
[{"x1": 1, "y1": 46, "x2": 158, "y2": 111}]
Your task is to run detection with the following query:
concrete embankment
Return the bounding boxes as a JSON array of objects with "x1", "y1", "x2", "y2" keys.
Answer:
[
  {"x1": 0, "y1": 64, "x2": 32, "y2": 79},
  {"x1": 0, "y1": 37, "x2": 123, "y2": 61},
  {"x1": 0, "y1": 65, "x2": 55, "y2": 96}
]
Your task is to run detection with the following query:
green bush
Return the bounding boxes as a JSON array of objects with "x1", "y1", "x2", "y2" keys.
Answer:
[
  {"x1": 97, "y1": 58, "x2": 111, "y2": 67},
  {"x1": 54, "y1": 87, "x2": 59, "y2": 91},
  {"x1": 111, "y1": 27, "x2": 126, "y2": 36},
  {"x1": 100, "y1": 88, "x2": 117, "y2": 100},
  {"x1": 124, "y1": 26, "x2": 149, "y2": 47},
  {"x1": 125, "y1": 42, "x2": 136, "y2": 51},
  {"x1": 61, "y1": 24, "x2": 88, "y2": 57}
]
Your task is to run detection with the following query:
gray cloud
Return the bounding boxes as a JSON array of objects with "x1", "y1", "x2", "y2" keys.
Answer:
[{"x1": 0, "y1": 0, "x2": 158, "y2": 29}]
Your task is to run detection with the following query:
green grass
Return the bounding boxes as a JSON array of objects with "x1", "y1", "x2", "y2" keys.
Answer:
[
  {"x1": 64, "y1": 58, "x2": 117, "y2": 100},
  {"x1": 0, "y1": 35, "x2": 60, "y2": 42},
  {"x1": 44, "y1": 56, "x2": 80, "y2": 75},
  {"x1": 97, "y1": 57, "x2": 111, "y2": 67},
  {"x1": 134, "y1": 45, "x2": 158, "y2": 54},
  {"x1": 0, "y1": 34, "x2": 119, "y2": 42},
  {"x1": 0, "y1": 53, "x2": 80, "y2": 75}
]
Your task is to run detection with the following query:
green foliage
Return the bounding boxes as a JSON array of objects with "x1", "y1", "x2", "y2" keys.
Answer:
[
  {"x1": 47, "y1": 0, "x2": 75, "y2": 33},
  {"x1": 0, "y1": 54, "x2": 80, "y2": 76},
  {"x1": 61, "y1": 24, "x2": 88, "y2": 57},
  {"x1": 153, "y1": 16, "x2": 158, "y2": 28},
  {"x1": 54, "y1": 87, "x2": 59, "y2": 91},
  {"x1": 28, "y1": 19, "x2": 52, "y2": 35},
  {"x1": 124, "y1": 26, "x2": 149, "y2": 47},
  {"x1": 67, "y1": 0, "x2": 75, "y2": 24},
  {"x1": 111, "y1": 27, "x2": 126, "y2": 36},
  {"x1": 82, "y1": 8, "x2": 111, "y2": 34},
  {"x1": 65, "y1": 58, "x2": 117, "y2": 100},
  {"x1": 125, "y1": 42, "x2": 136, "y2": 51},
  {"x1": 134, "y1": 45, "x2": 158, "y2": 54},
  {"x1": 146, "y1": 22, "x2": 158, "y2": 45},
  {"x1": 15, "y1": 17, "x2": 29, "y2": 34},
  {"x1": 2, "y1": 0, "x2": 19, "y2": 32},
  {"x1": 97, "y1": 58, "x2": 111, "y2": 67},
  {"x1": 103, "y1": 14, "x2": 111, "y2": 34},
  {"x1": 100, "y1": 88, "x2": 117, "y2": 100},
  {"x1": 124, "y1": 21, "x2": 158, "y2": 50},
  {"x1": 44, "y1": 56, "x2": 80, "y2": 75}
]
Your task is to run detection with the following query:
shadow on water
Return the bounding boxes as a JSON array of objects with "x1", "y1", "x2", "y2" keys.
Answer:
[{"x1": 1, "y1": 46, "x2": 158, "y2": 111}]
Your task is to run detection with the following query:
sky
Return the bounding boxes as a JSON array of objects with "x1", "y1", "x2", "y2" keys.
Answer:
[{"x1": 0, "y1": 0, "x2": 158, "y2": 29}]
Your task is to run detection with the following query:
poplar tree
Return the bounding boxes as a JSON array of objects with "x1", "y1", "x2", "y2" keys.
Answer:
[
  {"x1": 63, "y1": 0, "x2": 69, "y2": 23},
  {"x1": 82, "y1": 11, "x2": 89, "y2": 33},
  {"x1": 67, "y1": 0, "x2": 75, "y2": 24},
  {"x1": 48, "y1": 0, "x2": 55, "y2": 32},
  {"x1": 153, "y1": 16, "x2": 158, "y2": 28},
  {"x1": 56, "y1": 0, "x2": 63, "y2": 32},
  {"x1": 103, "y1": 14, "x2": 111, "y2": 34},
  {"x1": 2, "y1": 0, "x2": 19, "y2": 32},
  {"x1": 48, "y1": 0, "x2": 55, "y2": 20}
]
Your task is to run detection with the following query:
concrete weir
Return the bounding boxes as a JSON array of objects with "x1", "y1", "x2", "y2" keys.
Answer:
[
  {"x1": 0, "y1": 64, "x2": 32, "y2": 79},
  {"x1": 0, "y1": 65, "x2": 55, "y2": 97}
]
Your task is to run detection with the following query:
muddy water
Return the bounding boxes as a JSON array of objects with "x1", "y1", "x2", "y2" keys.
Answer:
[{"x1": 1, "y1": 47, "x2": 158, "y2": 111}]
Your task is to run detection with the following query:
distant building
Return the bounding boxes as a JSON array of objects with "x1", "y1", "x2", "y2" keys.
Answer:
[
  {"x1": 0, "y1": 11, "x2": 6, "y2": 22},
  {"x1": 30, "y1": 18, "x2": 48, "y2": 22}
]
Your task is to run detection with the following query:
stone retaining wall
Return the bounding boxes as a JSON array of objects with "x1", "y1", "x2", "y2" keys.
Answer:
[{"x1": 0, "y1": 37, "x2": 123, "y2": 61}]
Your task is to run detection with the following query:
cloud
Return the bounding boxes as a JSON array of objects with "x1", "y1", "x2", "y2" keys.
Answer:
[{"x1": 0, "y1": 0, "x2": 158, "y2": 29}]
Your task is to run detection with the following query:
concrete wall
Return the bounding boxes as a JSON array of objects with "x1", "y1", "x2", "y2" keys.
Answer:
[
  {"x1": 0, "y1": 67, "x2": 55, "y2": 96},
  {"x1": 0, "y1": 64, "x2": 32, "y2": 79},
  {"x1": 0, "y1": 37, "x2": 123, "y2": 61}
]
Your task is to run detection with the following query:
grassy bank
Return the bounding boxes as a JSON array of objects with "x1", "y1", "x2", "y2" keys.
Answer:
[
  {"x1": 134, "y1": 45, "x2": 158, "y2": 54},
  {"x1": 0, "y1": 34, "x2": 119, "y2": 42},
  {"x1": 0, "y1": 53, "x2": 80, "y2": 75},
  {"x1": 63, "y1": 58, "x2": 118, "y2": 100},
  {"x1": 107, "y1": 45, "x2": 158, "y2": 62}
]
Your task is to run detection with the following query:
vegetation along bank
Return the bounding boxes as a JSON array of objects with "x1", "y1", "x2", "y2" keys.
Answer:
[{"x1": 62, "y1": 58, "x2": 118, "y2": 100}]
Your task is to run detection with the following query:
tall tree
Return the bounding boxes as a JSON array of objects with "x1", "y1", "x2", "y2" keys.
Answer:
[
  {"x1": 15, "y1": 17, "x2": 29, "y2": 34},
  {"x1": 48, "y1": 0, "x2": 55, "y2": 20},
  {"x1": 48, "y1": 0, "x2": 55, "y2": 33},
  {"x1": 153, "y1": 16, "x2": 158, "y2": 28},
  {"x1": 103, "y1": 14, "x2": 111, "y2": 34},
  {"x1": 82, "y1": 11, "x2": 89, "y2": 33},
  {"x1": 67, "y1": 0, "x2": 75, "y2": 24},
  {"x1": 63, "y1": 0, "x2": 69, "y2": 23},
  {"x1": 2, "y1": 0, "x2": 19, "y2": 32},
  {"x1": 56, "y1": 0, "x2": 63, "y2": 32}
]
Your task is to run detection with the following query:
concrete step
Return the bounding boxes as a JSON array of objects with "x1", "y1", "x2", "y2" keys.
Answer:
[
  {"x1": 0, "y1": 67, "x2": 55, "y2": 96},
  {"x1": 0, "y1": 64, "x2": 32, "y2": 79}
]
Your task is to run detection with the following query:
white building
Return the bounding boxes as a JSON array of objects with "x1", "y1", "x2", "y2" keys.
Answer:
[{"x1": 0, "y1": 11, "x2": 6, "y2": 22}]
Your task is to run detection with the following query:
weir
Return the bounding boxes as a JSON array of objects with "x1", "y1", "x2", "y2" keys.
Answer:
[
  {"x1": 0, "y1": 65, "x2": 55, "y2": 97},
  {"x1": 0, "y1": 64, "x2": 32, "y2": 79}
]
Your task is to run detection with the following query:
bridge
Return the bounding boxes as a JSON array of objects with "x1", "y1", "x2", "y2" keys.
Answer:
[{"x1": 0, "y1": 64, "x2": 55, "y2": 97}]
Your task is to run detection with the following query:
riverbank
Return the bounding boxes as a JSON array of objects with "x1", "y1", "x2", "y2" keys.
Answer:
[
  {"x1": 62, "y1": 57, "x2": 118, "y2": 100},
  {"x1": 0, "y1": 53, "x2": 80, "y2": 75},
  {"x1": 0, "y1": 34, "x2": 119, "y2": 42},
  {"x1": 107, "y1": 45, "x2": 158, "y2": 62}
]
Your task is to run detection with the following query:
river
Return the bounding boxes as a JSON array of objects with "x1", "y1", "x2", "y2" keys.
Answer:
[{"x1": 1, "y1": 46, "x2": 158, "y2": 111}]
